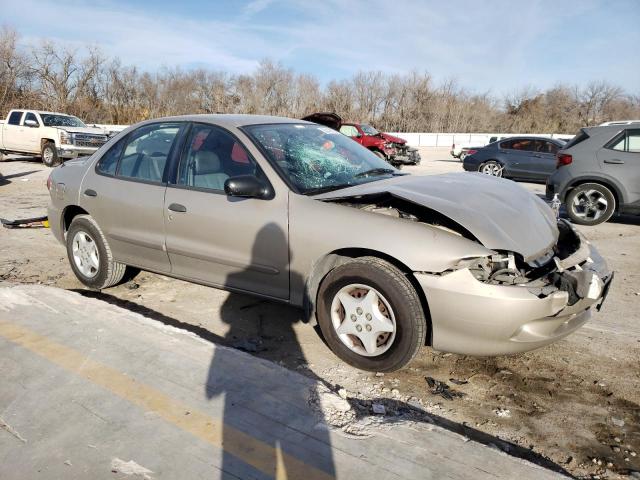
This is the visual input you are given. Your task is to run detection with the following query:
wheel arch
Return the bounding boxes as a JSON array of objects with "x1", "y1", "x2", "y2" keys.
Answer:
[
  {"x1": 41, "y1": 138, "x2": 57, "y2": 148},
  {"x1": 62, "y1": 205, "x2": 90, "y2": 234},
  {"x1": 303, "y1": 247, "x2": 433, "y2": 346}
]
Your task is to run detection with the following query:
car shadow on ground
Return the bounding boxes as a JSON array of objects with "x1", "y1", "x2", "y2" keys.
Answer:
[
  {"x1": 435, "y1": 158, "x2": 462, "y2": 163},
  {"x1": 0, "y1": 155, "x2": 42, "y2": 164},
  {"x1": 73, "y1": 287, "x2": 572, "y2": 478},
  {"x1": 0, "y1": 170, "x2": 41, "y2": 187}
]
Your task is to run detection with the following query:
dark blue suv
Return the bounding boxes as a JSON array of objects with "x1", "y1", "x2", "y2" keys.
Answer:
[{"x1": 463, "y1": 137, "x2": 567, "y2": 182}]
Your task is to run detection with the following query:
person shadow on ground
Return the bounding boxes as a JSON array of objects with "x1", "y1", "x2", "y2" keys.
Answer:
[{"x1": 204, "y1": 223, "x2": 336, "y2": 479}]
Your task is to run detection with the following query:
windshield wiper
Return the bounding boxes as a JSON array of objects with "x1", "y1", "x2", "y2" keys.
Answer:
[
  {"x1": 353, "y1": 168, "x2": 398, "y2": 178},
  {"x1": 304, "y1": 183, "x2": 354, "y2": 195}
]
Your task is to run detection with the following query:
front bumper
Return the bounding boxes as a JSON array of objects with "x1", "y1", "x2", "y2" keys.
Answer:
[
  {"x1": 415, "y1": 229, "x2": 612, "y2": 356},
  {"x1": 390, "y1": 150, "x2": 421, "y2": 165},
  {"x1": 57, "y1": 145, "x2": 99, "y2": 159}
]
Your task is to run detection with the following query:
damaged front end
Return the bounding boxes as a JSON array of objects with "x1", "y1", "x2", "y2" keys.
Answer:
[
  {"x1": 384, "y1": 141, "x2": 421, "y2": 166},
  {"x1": 413, "y1": 219, "x2": 612, "y2": 356},
  {"x1": 326, "y1": 191, "x2": 612, "y2": 356},
  {"x1": 462, "y1": 220, "x2": 611, "y2": 310}
]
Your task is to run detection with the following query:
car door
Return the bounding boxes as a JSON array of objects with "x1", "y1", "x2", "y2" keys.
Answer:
[
  {"x1": 21, "y1": 112, "x2": 42, "y2": 152},
  {"x1": 80, "y1": 122, "x2": 184, "y2": 273},
  {"x1": 3, "y1": 111, "x2": 24, "y2": 151},
  {"x1": 598, "y1": 128, "x2": 640, "y2": 206},
  {"x1": 518, "y1": 140, "x2": 559, "y2": 180},
  {"x1": 163, "y1": 123, "x2": 289, "y2": 300},
  {"x1": 497, "y1": 138, "x2": 532, "y2": 177}
]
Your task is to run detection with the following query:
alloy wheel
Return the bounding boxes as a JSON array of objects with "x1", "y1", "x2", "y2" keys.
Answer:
[{"x1": 571, "y1": 189, "x2": 608, "y2": 221}]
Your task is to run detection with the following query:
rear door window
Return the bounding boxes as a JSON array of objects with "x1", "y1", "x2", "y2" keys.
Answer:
[
  {"x1": 501, "y1": 139, "x2": 535, "y2": 151},
  {"x1": 117, "y1": 123, "x2": 181, "y2": 183},
  {"x1": 609, "y1": 129, "x2": 640, "y2": 153},
  {"x1": 628, "y1": 130, "x2": 640, "y2": 153},
  {"x1": 8, "y1": 111, "x2": 23, "y2": 125}
]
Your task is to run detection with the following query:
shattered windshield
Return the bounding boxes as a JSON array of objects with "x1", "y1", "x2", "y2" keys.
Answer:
[
  {"x1": 244, "y1": 123, "x2": 403, "y2": 195},
  {"x1": 41, "y1": 114, "x2": 86, "y2": 128},
  {"x1": 360, "y1": 124, "x2": 380, "y2": 135}
]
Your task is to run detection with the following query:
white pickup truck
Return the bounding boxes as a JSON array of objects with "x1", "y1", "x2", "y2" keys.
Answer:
[{"x1": 0, "y1": 109, "x2": 111, "y2": 166}]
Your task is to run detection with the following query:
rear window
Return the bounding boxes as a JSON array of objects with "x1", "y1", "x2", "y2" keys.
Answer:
[
  {"x1": 8, "y1": 111, "x2": 23, "y2": 125},
  {"x1": 563, "y1": 130, "x2": 589, "y2": 149}
]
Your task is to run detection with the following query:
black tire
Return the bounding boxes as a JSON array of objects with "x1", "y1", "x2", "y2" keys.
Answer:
[
  {"x1": 373, "y1": 150, "x2": 386, "y2": 160},
  {"x1": 479, "y1": 160, "x2": 503, "y2": 177},
  {"x1": 41, "y1": 141, "x2": 61, "y2": 167},
  {"x1": 566, "y1": 183, "x2": 616, "y2": 226},
  {"x1": 66, "y1": 215, "x2": 127, "y2": 289},
  {"x1": 316, "y1": 256, "x2": 427, "y2": 372}
]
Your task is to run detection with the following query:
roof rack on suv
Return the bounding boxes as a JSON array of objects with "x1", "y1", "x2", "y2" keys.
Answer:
[{"x1": 598, "y1": 120, "x2": 640, "y2": 126}]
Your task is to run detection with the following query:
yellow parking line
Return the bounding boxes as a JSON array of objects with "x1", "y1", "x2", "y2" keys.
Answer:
[{"x1": 0, "y1": 321, "x2": 334, "y2": 480}]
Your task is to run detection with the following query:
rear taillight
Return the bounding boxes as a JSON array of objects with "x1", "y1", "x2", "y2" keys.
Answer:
[
  {"x1": 466, "y1": 149, "x2": 478, "y2": 156},
  {"x1": 556, "y1": 153, "x2": 572, "y2": 168},
  {"x1": 46, "y1": 174, "x2": 53, "y2": 191}
]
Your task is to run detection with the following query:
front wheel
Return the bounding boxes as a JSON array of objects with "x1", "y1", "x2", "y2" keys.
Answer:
[
  {"x1": 316, "y1": 257, "x2": 427, "y2": 372},
  {"x1": 479, "y1": 160, "x2": 503, "y2": 177},
  {"x1": 566, "y1": 183, "x2": 616, "y2": 226},
  {"x1": 66, "y1": 215, "x2": 128, "y2": 289},
  {"x1": 41, "y1": 141, "x2": 61, "y2": 167}
]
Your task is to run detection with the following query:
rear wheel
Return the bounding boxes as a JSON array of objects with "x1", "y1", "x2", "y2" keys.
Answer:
[
  {"x1": 41, "y1": 141, "x2": 60, "y2": 167},
  {"x1": 566, "y1": 183, "x2": 616, "y2": 226},
  {"x1": 480, "y1": 160, "x2": 503, "y2": 177},
  {"x1": 66, "y1": 215, "x2": 128, "y2": 289},
  {"x1": 316, "y1": 257, "x2": 427, "y2": 372}
]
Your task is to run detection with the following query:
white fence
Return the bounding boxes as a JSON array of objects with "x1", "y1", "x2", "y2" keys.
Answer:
[
  {"x1": 84, "y1": 123, "x2": 573, "y2": 148},
  {"x1": 389, "y1": 132, "x2": 574, "y2": 147}
]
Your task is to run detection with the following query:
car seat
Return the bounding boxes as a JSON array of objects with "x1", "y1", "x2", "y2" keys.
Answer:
[{"x1": 192, "y1": 150, "x2": 229, "y2": 191}]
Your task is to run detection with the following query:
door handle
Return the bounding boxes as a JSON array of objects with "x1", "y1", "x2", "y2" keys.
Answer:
[
  {"x1": 83, "y1": 189, "x2": 97, "y2": 197},
  {"x1": 168, "y1": 203, "x2": 187, "y2": 213},
  {"x1": 604, "y1": 159, "x2": 624, "y2": 164}
]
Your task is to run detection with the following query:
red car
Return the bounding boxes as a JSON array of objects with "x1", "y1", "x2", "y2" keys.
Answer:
[{"x1": 302, "y1": 113, "x2": 420, "y2": 166}]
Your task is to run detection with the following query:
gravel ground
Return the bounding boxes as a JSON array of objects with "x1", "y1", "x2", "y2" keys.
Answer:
[{"x1": 1, "y1": 149, "x2": 639, "y2": 479}]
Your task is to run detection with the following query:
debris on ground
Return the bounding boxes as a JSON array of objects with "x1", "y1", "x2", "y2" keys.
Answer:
[
  {"x1": 425, "y1": 377, "x2": 465, "y2": 400},
  {"x1": 372, "y1": 403, "x2": 386, "y2": 415},
  {"x1": 110, "y1": 458, "x2": 154, "y2": 479},
  {"x1": 0, "y1": 416, "x2": 27, "y2": 443},
  {"x1": 494, "y1": 408, "x2": 512, "y2": 418},
  {"x1": 449, "y1": 378, "x2": 469, "y2": 385},
  {"x1": 1, "y1": 215, "x2": 49, "y2": 229}
]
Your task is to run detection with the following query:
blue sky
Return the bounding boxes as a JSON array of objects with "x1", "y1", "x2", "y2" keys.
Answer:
[{"x1": 2, "y1": 0, "x2": 639, "y2": 94}]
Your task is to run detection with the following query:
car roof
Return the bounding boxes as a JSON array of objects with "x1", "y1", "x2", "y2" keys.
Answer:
[
  {"x1": 497, "y1": 136, "x2": 564, "y2": 143},
  {"x1": 137, "y1": 114, "x2": 310, "y2": 129},
  {"x1": 11, "y1": 109, "x2": 77, "y2": 116}
]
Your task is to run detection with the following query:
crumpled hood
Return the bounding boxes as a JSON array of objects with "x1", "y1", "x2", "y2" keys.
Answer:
[
  {"x1": 315, "y1": 173, "x2": 559, "y2": 261},
  {"x1": 55, "y1": 126, "x2": 107, "y2": 135},
  {"x1": 380, "y1": 132, "x2": 406, "y2": 144}
]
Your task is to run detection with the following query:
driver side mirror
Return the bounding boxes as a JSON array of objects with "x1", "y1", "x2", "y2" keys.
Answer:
[
  {"x1": 24, "y1": 119, "x2": 39, "y2": 128},
  {"x1": 224, "y1": 175, "x2": 273, "y2": 200}
]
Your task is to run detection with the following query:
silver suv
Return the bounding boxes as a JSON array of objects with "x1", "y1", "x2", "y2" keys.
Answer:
[{"x1": 547, "y1": 125, "x2": 640, "y2": 225}]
